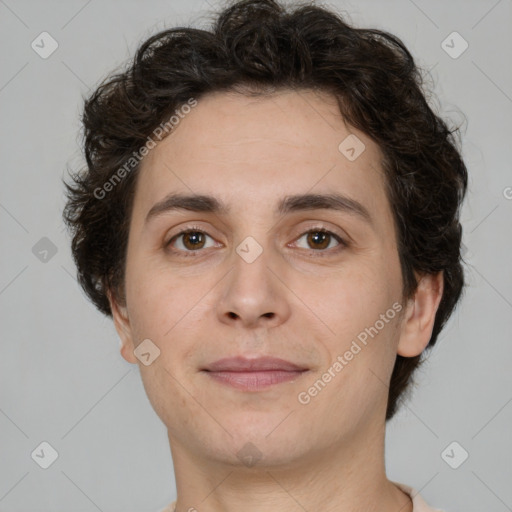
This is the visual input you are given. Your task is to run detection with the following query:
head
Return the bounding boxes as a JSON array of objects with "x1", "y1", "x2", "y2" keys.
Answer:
[{"x1": 63, "y1": 0, "x2": 467, "y2": 466}]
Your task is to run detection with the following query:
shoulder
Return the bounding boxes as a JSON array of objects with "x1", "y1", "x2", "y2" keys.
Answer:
[{"x1": 393, "y1": 481, "x2": 445, "y2": 512}]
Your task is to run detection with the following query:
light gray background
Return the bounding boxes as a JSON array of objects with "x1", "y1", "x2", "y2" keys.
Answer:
[{"x1": 1, "y1": 0, "x2": 511, "y2": 511}]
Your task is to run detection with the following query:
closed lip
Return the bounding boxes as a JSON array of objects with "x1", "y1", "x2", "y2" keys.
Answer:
[{"x1": 202, "y1": 356, "x2": 308, "y2": 372}]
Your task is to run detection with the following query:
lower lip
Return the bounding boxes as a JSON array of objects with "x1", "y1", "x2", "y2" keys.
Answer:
[{"x1": 203, "y1": 370, "x2": 307, "y2": 391}]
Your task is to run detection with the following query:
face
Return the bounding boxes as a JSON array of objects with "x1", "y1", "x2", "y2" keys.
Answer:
[{"x1": 110, "y1": 88, "x2": 439, "y2": 468}]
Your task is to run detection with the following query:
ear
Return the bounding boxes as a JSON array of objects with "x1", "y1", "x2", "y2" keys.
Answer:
[
  {"x1": 107, "y1": 289, "x2": 138, "y2": 364},
  {"x1": 397, "y1": 271, "x2": 444, "y2": 357}
]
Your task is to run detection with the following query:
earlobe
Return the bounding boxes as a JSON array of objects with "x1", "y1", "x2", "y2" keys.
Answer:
[
  {"x1": 107, "y1": 289, "x2": 138, "y2": 364},
  {"x1": 397, "y1": 271, "x2": 444, "y2": 358}
]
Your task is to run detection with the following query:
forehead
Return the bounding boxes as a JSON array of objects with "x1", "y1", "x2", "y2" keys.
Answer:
[{"x1": 131, "y1": 88, "x2": 389, "y2": 228}]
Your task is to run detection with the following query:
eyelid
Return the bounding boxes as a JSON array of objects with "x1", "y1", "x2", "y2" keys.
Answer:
[
  {"x1": 289, "y1": 221, "x2": 347, "y2": 242},
  {"x1": 165, "y1": 224, "x2": 220, "y2": 251},
  {"x1": 288, "y1": 228, "x2": 347, "y2": 257}
]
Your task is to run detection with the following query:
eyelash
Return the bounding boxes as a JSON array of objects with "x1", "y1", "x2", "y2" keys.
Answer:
[{"x1": 165, "y1": 225, "x2": 347, "y2": 258}]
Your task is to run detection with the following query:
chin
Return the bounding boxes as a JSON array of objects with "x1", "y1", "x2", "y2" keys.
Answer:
[
  {"x1": 208, "y1": 439, "x2": 309, "y2": 470},
  {"x1": 203, "y1": 421, "x2": 311, "y2": 467}
]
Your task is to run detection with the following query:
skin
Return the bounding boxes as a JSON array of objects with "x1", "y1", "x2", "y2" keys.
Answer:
[{"x1": 108, "y1": 88, "x2": 443, "y2": 512}]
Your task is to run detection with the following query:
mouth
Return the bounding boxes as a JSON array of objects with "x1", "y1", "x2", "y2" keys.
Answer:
[{"x1": 201, "y1": 356, "x2": 309, "y2": 391}]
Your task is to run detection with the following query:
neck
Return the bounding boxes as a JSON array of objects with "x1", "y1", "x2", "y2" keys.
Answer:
[{"x1": 167, "y1": 421, "x2": 413, "y2": 512}]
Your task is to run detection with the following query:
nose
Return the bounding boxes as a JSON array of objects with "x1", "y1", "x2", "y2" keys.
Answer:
[{"x1": 216, "y1": 242, "x2": 291, "y2": 329}]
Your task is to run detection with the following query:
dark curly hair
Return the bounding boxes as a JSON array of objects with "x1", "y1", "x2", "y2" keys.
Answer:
[{"x1": 62, "y1": 0, "x2": 468, "y2": 420}]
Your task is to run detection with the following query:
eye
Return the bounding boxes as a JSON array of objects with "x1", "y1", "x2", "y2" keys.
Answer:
[
  {"x1": 165, "y1": 226, "x2": 347, "y2": 258},
  {"x1": 166, "y1": 227, "x2": 217, "y2": 256},
  {"x1": 291, "y1": 228, "x2": 346, "y2": 255}
]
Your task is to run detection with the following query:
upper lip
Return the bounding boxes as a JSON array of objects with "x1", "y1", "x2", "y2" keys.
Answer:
[{"x1": 203, "y1": 356, "x2": 308, "y2": 372}]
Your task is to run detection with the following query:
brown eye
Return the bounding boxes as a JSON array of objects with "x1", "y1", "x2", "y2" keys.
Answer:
[
  {"x1": 306, "y1": 230, "x2": 331, "y2": 250},
  {"x1": 293, "y1": 228, "x2": 346, "y2": 255},
  {"x1": 180, "y1": 231, "x2": 206, "y2": 250},
  {"x1": 167, "y1": 229, "x2": 216, "y2": 255}
]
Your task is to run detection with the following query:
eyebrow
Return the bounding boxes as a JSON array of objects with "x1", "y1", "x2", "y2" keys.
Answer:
[{"x1": 145, "y1": 192, "x2": 374, "y2": 226}]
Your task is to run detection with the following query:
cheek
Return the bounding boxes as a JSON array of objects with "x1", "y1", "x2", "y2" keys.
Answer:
[
  {"x1": 311, "y1": 261, "x2": 402, "y2": 367},
  {"x1": 318, "y1": 266, "x2": 388, "y2": 325},
  {"x1": 124, "y1": 248, "x2": 183, "y2": 333},
  {"x1": 125, "y1": 280, "x2": 168, "y2": 340},
  {"x1": 124, "y1": 271, "x2": 204, "y2": 424},
  {"x1": 125, "y1": 266, "x2": 211, "y2": 371}
]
